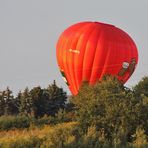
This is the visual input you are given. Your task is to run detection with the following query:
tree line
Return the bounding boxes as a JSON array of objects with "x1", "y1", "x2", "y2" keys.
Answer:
[
  {"x1": 0, "y1": 76, "x2": 147, "y2": 147},
  {"x1": 0, "y1": 80, "x2": 67, "y2": 117}
]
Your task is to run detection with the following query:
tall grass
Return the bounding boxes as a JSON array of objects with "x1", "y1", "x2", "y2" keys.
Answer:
[
  {"x1": 0, "y1": 121, "x2": 147, "y2": 148},
  {"x1": 0, "y1": 122, "x2": 78, "y2": 148}
]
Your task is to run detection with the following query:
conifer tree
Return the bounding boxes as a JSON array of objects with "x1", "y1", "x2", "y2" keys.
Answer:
[
  {"x1": 0, "y1": 92, "x2": 5, "y2": 115},
  {"x1": 44, "y1": 80, "x2": 67, "y2": 115},
  {"x1": 19, "y1": 87, "x2": 34, "y2": 116},
  {"x1": 3, "y1": 87, "x2": 18, "y2": 115}
]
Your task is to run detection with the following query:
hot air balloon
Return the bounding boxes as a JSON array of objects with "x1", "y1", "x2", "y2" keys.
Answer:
[{"x1": 56, "y1": 21, "x2": 138, "y2": 95}]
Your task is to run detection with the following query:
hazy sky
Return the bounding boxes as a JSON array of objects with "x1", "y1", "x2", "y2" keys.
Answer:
[{"x1": 0, "y1": 0, "x2": 148, "y2": 94}]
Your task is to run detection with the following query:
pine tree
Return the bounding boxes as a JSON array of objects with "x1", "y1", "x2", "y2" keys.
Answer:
[
  {"x1": 44, "y1": 80, "x2": 67, "y2": 115},
  {"x1": 3, "y1": 87, "x2": 18, "y2": 115},
  {"x1": 19, "y1": 87, "x2": 34, "y2": 116},
  {"x1": 30, "y1": 86, "x2": 44, "y2": 117},
  {"x1": 0, "y1": 92, "x2": 5, "y2": 115}
]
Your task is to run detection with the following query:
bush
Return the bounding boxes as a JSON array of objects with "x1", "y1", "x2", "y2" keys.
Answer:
[
  {"x1": 52, "y1": 109, "x2": 73, "y2": 124},
  {"x1": 0, "y1": 115, "x2": 54, "y2": 131},
  {"x1": 34, "y1": 115, "x2": 52, "y2": 127},
  {"x1": 0, "y1": 116, "x2": 31, "y2": 130}
]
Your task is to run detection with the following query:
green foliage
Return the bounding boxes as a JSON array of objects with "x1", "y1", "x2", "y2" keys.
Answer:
[
  {"x1": 0, "y1": 115, "x2": 53, "y2": 131},
  {"x1": 0, "y1": 88, "x2": 19, "y2": 116},
  {"x1": 0, "y1": 76, "x2": 148, "y2": 147},
  {"x1": 19, "y1": 87, "x2": 35, "y2": 117},
  {"x1": 0, "y1": 80, "x2": 67, "y2": 117},
  {"x1": 53, "y1": 109, "x2": 72, "y2": 124},
  {"x1": 133, "y1": 76, "x2": 148, "y2": 97},
  {"x1": 34, "y1": 115, "x2": 52, "y2": 127},
  {"x1": 81, "y1": 125, "x2": 100, "y2": 148},
  {"x1": 29, "y1": 86, "x2": 45, "y2": 117},
  {"x1": 0, "y1": 95, "x2": 5, "y2": 116},
  {"x1": 72, "y1": 76, "x2": 148, "y2": 144},
  {"x1": 43, "y1": 80, "x2": 67, "y2": 116},
  {"x1": 0, "y1": 116, "x2": 30, "y2": 130}
]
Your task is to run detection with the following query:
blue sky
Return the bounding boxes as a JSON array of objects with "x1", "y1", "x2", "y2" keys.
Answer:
[{"x1": 0, "y1": 0, "x2": 148, "y2": 94}]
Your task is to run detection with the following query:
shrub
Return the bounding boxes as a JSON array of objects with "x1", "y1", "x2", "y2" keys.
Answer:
[
  {"x1": 34, "y1": 115, "x2": 52, "y2": 127},
  {"x1": 0, "y1": 116, "x2": 30, "y2": 130}
]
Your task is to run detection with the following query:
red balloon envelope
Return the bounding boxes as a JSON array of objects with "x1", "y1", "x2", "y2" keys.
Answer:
[{"x1": 56, "y1": 22, "x2": 138, "y2": 95}]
